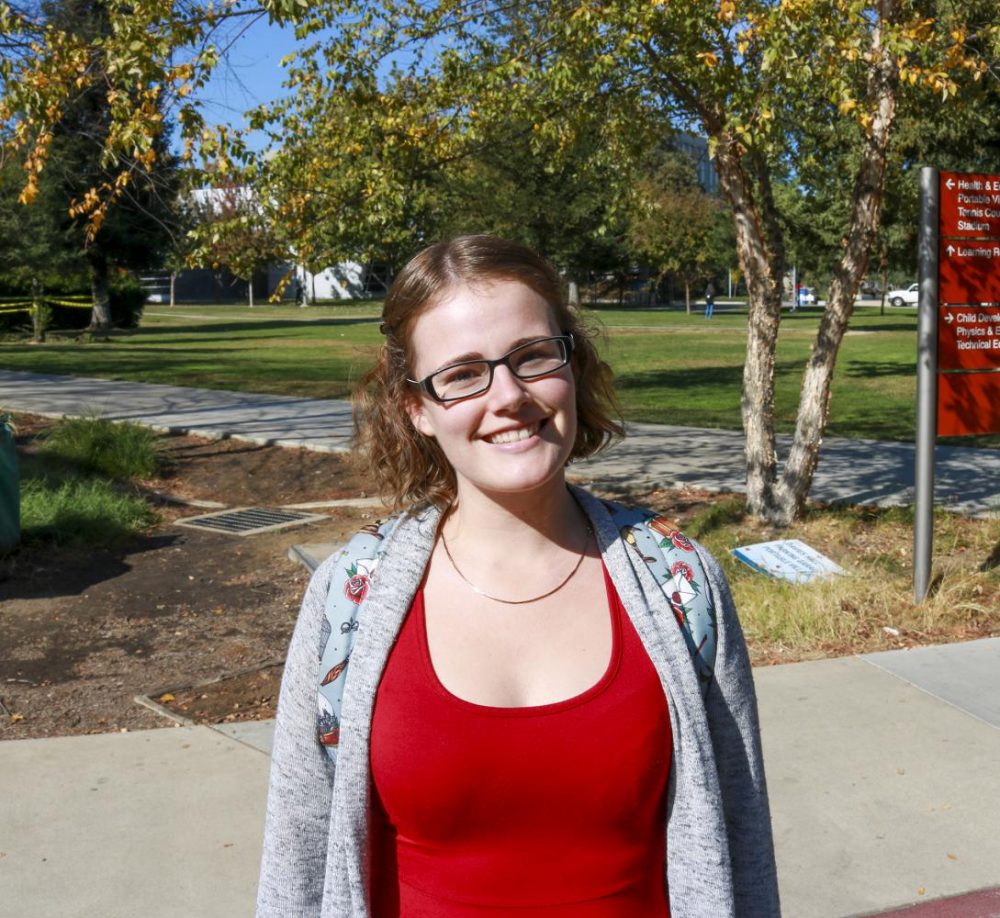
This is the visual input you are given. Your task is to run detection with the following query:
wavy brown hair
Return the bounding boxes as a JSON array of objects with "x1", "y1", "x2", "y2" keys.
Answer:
[{"x1": 352, "y1": 235, "x2": 624, "y2": 510}]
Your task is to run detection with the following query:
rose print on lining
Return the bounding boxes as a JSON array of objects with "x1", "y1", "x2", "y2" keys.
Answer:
[
  {"x1": 316, "y1": 523, "x2": 394, "y2": 758},
  {"x1": 344, "y1": 558, "x2": 378, "y2": 604},
  {"x1": 615, "y1": 509, "x2": 717, "y2": 692}
]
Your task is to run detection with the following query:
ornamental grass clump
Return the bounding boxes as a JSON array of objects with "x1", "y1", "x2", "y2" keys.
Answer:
[{"x1": 39, "y1": 415, "x2": 162, "y2": 480}]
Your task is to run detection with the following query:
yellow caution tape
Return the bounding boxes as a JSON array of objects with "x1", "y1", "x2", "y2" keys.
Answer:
[{"x1": 45, "y1": 298, "x2": 92, "y2": 308}]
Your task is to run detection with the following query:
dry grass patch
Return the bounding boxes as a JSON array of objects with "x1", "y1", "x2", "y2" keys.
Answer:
[{"x1": 637, "y1": 491, "x2": 1000, "y2": 665}]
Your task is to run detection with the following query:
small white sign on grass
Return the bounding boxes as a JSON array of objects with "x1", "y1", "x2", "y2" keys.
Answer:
[{"x1": 731, "y1": 539, "x2": 844, "y2": 584}]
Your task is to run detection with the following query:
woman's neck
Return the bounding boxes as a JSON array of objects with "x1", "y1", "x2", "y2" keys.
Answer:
[{"x1": 444, "y1": 479, "x2": 584, "y2": 551}]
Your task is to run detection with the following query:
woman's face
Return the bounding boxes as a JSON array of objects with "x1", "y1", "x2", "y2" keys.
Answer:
[{"x1": 405, "y1": 279, "x2": 578, "y2": 504}]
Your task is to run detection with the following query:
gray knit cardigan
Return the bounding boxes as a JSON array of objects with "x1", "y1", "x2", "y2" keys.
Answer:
[{"x1": 256, "y1": 486, "x2": 781, "y2": 917}]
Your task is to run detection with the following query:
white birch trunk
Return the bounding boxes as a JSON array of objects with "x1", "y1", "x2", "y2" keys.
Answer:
[
  {"x1": 713, "y1": 140, "x2": 785, "y2": 520},
  {"x1": 772, "y1": 8, "x2": 900, "y2": 525}
]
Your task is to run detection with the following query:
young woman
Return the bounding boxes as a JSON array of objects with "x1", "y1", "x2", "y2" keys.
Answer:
[{"x1": 257, "y1": 236, "x2": 780, "y2": 918}]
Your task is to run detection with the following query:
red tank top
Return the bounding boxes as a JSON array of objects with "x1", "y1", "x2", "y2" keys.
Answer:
[{"x1": 369, "y1": 566, "x2": 672, "y2": 917}]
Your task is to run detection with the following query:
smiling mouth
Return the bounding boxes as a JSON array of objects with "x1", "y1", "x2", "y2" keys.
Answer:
[{"x1": 484, "y1": 420, "x2": 544, "y2": 444}]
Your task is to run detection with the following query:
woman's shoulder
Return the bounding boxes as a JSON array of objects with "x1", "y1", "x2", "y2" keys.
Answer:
[
  {"x1": 574, "y1": 488, "x2": 698, "y2": 545},
  {"x1": 309, "y1": 515, "x2": 403, "y2": 591},
  {"x1": 308, "y1": 503, "x2": 440, "y2": 595}
]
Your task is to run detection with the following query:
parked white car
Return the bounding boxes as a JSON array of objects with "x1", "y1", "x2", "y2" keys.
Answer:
[{"x1": 887, "y1": 283, "x2": 919, "y2": 307}]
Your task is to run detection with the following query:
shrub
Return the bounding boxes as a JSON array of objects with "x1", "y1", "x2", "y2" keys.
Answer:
[
  {"x1": 40, "y1": 416, "x2": 163, "y2": 480},
  {"x1": 20, "y1": 473, "x2": 157, "y2": 546},
  {"x1": 109, "y1": 275, "x2": 146, "y2": 328}
]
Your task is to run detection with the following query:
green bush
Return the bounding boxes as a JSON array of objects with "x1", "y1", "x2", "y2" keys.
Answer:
[
  {"x1": 109, "y1": 275, "x2": 146, "y2": 328},
  {"x1": 20, "y1": 473, "x2": 157, "y2": 546},
  {"x1": 40, "y1": 416, "x2": 163, "y2": 480}
]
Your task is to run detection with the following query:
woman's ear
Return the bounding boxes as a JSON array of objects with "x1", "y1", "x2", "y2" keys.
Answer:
[{"x1": 406, "y1": 394, "x2": 435, "y2": 438}]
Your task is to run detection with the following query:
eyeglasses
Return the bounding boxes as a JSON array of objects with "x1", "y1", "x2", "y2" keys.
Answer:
[{"x1": 408, "y1": 335, "x2": 574, "y2": 403}]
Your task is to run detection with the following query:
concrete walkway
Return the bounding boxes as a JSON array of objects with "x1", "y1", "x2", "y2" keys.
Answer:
[
  {"x1": 1, "y1": 369, "x2": 998, "y2": 515},
  {"x1": 3, "y1": 640, "x2": 999, "y2": 918},
  {"x1": 2, "y1": 368, "x2": 1000, "y2": 917}
]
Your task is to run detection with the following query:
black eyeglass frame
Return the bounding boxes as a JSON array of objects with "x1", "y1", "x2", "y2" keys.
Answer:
[{"x1": 407, "y1": 334, "x2": 575, "y2": 404}]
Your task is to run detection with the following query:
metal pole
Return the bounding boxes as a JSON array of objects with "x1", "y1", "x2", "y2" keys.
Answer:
[{"x1": 914, "y1": 167, "x2": 939, "y2": 602}]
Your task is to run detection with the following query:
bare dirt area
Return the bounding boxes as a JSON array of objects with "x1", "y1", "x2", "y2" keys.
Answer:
[{"x1": 0, "y1": 415, "x2": 379, "y2": 740}]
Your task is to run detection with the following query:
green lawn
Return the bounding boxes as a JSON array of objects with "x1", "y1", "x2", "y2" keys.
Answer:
[
  {"x1": 1, "y1": 301, "x2": 988, "y2": 446},
  {"x1": 596, "y1": 306, "x2": 920, "y2": 440}
]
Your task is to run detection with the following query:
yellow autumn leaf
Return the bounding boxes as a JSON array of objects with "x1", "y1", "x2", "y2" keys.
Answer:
[
  {"x1": 698, "y1": 51, "x2": 719, "y2": 68},
  {"x1": 838, "y1": 97, "x2": 857, "y2": 115},
  {"x1": 159, "y1": 693, "x2": 176, "y2": 703},
  {"x1": 18, "y1": 180, "x2": 38, "y2": 205}
]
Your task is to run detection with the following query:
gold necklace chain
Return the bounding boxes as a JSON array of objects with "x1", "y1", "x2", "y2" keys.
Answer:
[{"x1": 440, "y1": 523, "x2": 593, "y2": 605}]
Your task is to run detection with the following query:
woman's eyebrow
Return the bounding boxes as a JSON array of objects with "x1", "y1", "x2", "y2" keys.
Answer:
[{"x1": 432, "y1": 336, "x2": 550, "y2": 372}]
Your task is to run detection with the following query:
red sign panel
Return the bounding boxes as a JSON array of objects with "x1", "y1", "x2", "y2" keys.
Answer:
[
  {"x1": 937, "y1": 371, "x2": 1000, "y2": 437},
  {"x1": 935, "y1": 171, "x2": 1000, "y2": 437},
  {"x1": 939, "y1": 171, "x2": 1000, "y2": 239},
  {"x1": 937, "y1": 305, "x2": 1000, "y2": 371},
  {"x1": 938, "y1": 240, "x2": 1000, "y2": 305}
]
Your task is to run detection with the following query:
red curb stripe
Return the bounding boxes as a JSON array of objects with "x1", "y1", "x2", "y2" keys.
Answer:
[{"x1": 867, "y1": 886, "x2": 1000, "y2": 917}]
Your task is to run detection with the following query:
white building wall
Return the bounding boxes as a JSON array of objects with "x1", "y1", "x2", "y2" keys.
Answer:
[{"x1": 300, "y1": 262, "x2": 370, "y2": 301}]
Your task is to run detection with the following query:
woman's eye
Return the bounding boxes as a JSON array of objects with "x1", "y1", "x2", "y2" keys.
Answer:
[
  {"x1": 514, "y1": 344, "x2": 555, "y2": 367},
  {"x1": 440, "y1": 364, "x2": 486, "y2": 386}
]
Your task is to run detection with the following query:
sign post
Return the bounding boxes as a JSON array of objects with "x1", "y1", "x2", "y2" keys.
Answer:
[
  {"x1": 914, "y1": 167, "x2": 1000, "y2": 602},
  {"x1": 914, "y1": 168, "x2": 939, "y2": 603}
]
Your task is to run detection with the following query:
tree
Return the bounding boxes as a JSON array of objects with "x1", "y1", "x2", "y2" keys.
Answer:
[
  {"x1": 1, "y1": 0, "x2": 183, "y2": 329},
  {"x1": 187, "y1": 179, "x2": 289, "y2": 306},
  {"x1": 627, "y1": 151, "x2": 732, "y2": 312},
  {"x1": 0, "y1": 152, "x2": 87, "y2": 295}
]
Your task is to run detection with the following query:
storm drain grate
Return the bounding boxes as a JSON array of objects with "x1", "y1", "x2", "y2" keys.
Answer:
[{"x1": 175, "y1": 507, "x2": 327, "y2": 537}]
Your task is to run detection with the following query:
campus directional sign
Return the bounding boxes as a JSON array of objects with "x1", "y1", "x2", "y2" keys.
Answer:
[
  {"x1": 939, "y1": 172, "x2": 1000, "y2": 240},
  {"x1": 938, "y1": 240, "x2": 1000, "y2": 305},
  {"x1": 914, "y1": 168, "x2": 1000, "y2": 600},
  {"x1": 937, "y1": 305, "x2": 1000, "y2": 371},
  {"x1": 934, "y1": 170, "x2": 1000, "y2": 438}
]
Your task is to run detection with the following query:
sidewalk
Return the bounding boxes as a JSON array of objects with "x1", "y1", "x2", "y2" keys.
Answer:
[
  {"x1": 2, "y1": 368, "x2": 999, "y2": 916},
  {"x1": 3, "y1": 640, "x2": 999, "y2": 918},
  {"x1": 2, "y1": 369, "x2": 998, "y2": 515}
]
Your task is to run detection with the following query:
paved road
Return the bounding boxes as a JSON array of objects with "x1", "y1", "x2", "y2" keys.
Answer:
[{"x1": 2, "y1": 369, "x2": 998, "y2": 516}]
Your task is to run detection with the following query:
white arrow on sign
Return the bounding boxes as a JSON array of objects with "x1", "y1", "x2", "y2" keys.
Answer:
[
  {"x1": 946, "y1": 178, "x2": 955, "y2": 190},
  {"x1": 945, "y1": 312, "x2": 954, "y2": 324},
  {"x1": 946, "y1": 244, "x2": 956, "y2": 256}
]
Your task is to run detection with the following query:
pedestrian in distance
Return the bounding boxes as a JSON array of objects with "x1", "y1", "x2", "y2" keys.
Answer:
[
  {"x1": 256, "y1": 235, "x2": 780, "y2": 918},
  {"x1": 704, "y1": 281, "x2": 715, "y2": 319}
]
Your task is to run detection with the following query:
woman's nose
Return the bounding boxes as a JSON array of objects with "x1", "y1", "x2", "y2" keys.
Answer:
[{"x1": 487, "y1": 363, "x2": 530, "y2": 409}]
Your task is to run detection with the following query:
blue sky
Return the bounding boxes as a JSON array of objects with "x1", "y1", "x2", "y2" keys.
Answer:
[{"x1": 191, "y1": 14, "x2": 301, "y2": 150}]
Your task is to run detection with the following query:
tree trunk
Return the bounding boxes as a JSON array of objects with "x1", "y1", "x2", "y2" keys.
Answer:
[
  {"x1": 772, "y1": 9, "x2": 900, "y2": 525},
  {"x1": 88, "y1": 253, "x2": 112, "y2": 330},
  {"x1": 684, "y1": 280, "x2": 690, "y2": 314},
  {"x1": 170, "y1": 272, "x2": 176, "y2": 308},
  {"x1": 31, "y1": 279, "x2": 44, "y2": 343},
  {"x1": 567, "y1": 279, "x2": 580, "y2": 309},
  {"x1": 248, "y1": 277, "x2": 254, "y2": 308},
  {"x1": 878, "y1": 248, "x2": 888, "y2": 317},
  {"x1": 713, "y1": 138, "x2": 786, "y2": 521}
]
